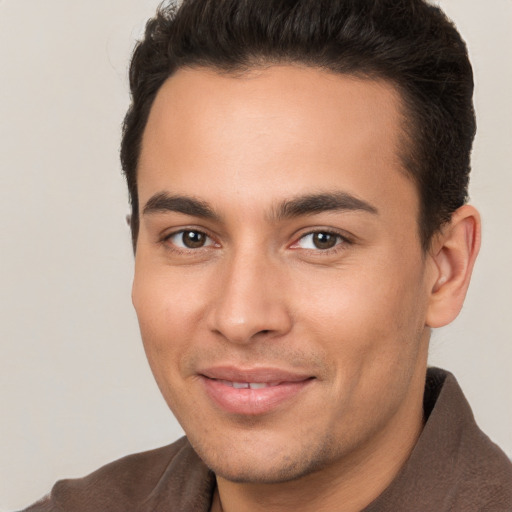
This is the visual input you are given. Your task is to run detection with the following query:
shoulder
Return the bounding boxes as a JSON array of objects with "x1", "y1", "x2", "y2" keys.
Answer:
[
  {"x1": 445, "y1": 376, "x2": 512, "y2": 510},
  {"x1": 424, "y1": 369, "x2": 512, "y2": 510},
  {"x1": 21, "y1": 437, "x2": 215, "y2": 512},
  {"x1": 454, "y1": 438, "x2": 512, "y2": 510},
  {"x1": 366, "y1": 368, "x2": 512, "y2": 512}
]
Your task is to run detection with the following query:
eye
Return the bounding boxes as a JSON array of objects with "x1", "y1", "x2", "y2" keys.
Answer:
[
  {"x1": 294, "y1": 231, "x2": 345, "y2": 250},
  {"x1": 166, "y1": 230, "x2": 216, "y2": 249}
]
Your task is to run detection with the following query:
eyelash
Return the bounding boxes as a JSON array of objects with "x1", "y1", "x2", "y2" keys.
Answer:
[
  {"x1": 160, "y1": 228, "x2": 352, "y2": 255},
  {"x1": 290, "y1": 230, "x2": 351, "y2": 255},
  {"x1": 161, "y1": 229, "x2": 219, "y2": 255}
]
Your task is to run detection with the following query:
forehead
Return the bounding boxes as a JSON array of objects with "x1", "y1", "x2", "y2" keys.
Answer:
[{"x1": 138, "y1": 65, "x2": 417, "y2": 223}]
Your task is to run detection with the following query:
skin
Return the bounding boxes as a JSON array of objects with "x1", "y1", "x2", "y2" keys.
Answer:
[{"x1": 132, "y1": 66, "x2": 480, "y2": 512}]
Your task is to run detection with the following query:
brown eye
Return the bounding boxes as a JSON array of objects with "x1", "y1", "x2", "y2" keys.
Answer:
[
  {"x1": 182, "y1": 231, "x2": 206, "y2": 248},
  {"x1": 312, "y1": 232, "x2": 338, "y2": 249},
  {"x1": 294, "y1": 231, "x2": 344, "y2": 250},
  {"x1": 167, "y1": 230, "x2": 214, "y2": 249}
]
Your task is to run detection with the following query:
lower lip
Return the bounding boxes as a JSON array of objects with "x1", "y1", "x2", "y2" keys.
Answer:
[{"x1": 201, "y1": 377, "x2": 313, "y2": 415}]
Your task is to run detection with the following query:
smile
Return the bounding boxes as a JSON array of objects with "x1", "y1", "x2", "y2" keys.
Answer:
[
  {"x1": 218, "y1": 380, "x2": 280, "y2": 389},
  {"x1": 199, "y1": 367, "x2": 314, "y2": 415}
]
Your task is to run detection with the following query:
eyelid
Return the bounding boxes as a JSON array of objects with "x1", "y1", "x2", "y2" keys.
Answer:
[
  {"x1": 289, "y1": 229, "x2": 353, "y2": 251},
  {"x1": 161, "y1": 227, "x2": 220, "y2": 251},
  {"x1": 158, "y1": 226, "x2": 353, "y2": 254}
]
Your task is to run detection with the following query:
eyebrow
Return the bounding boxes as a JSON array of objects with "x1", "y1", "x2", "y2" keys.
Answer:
[
  {"x1": 142, "y1": 191, "x2": 378, "y2": 221},
  {"x1": 272, "y1": 192, "x2": 378, "y2": 220},
  {"x1": 143, "y1": 192, "x2": 219, "y2": 220}
]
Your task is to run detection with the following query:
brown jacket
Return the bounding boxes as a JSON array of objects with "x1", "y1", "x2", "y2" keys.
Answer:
[{"x1": 22, "y1": 368, "x2": 512, "y2": 511}]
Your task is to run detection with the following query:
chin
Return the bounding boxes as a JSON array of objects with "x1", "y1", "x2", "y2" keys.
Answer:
[
  {"x1": 210, "y1": 460, "x2": 323, "y2": 485},
  {"x1": 193, "y1": 435, "x2": 336, "y2": 484}
]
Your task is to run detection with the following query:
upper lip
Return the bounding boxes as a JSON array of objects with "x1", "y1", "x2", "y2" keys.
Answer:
[{"x1": 199, "y1": 366, "x2": 313, "y2": 384}]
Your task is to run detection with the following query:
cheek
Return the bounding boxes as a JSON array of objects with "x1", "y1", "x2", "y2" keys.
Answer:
[
  {"x1": 294, "y1": 261, "x2": 429, "y2": 425},
  {"x1": 132, "y1": 268, "x2": 207, "y2": 373},
  {"x1": 293, "y1": 256, "x2": 428, "y2": 362},
  {"x1": 134, "y1": 259, "x2": 209, "y2": 321},
  {"x1": 132, "y1": 270, "x2": 210, "y2": 423}
]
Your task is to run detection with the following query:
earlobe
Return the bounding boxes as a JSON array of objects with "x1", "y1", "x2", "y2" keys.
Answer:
[{"x1": 426, "y1": 205, "x2": 481, "y2": 328}]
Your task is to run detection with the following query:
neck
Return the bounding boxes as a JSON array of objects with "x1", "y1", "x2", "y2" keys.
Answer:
[{"x1": 212, "y1": 367, "x2": 427, "y2": 512}]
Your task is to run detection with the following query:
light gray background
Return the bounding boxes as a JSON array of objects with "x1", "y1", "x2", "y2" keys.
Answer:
[{"x1": 0, "y1": 1, "x2": 510, "y2": 510}]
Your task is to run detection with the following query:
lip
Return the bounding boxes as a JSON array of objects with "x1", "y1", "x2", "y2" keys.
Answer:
[{"x1": 199, "y1": 366, "x2": 314, "y2": 415}]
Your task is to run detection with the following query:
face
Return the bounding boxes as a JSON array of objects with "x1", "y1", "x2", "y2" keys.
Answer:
[{"x1": 133, "y1": 66, "x2": 434, "y2": 483}]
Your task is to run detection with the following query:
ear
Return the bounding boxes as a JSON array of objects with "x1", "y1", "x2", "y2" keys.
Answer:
[{"x1": 425, "y1": 205, "x2": 481, "y2": 328}]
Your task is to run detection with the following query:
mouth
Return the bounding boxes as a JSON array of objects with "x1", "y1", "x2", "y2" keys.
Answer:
[
  {"x1": 217, "y1": 380, "x2": 281, "y2": 389},
  {"x1": 198, "y1": 366, "x2": 315, "y2": 415}
]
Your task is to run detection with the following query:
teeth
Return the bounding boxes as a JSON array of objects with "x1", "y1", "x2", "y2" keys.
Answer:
[
  {"x1": 249, "y1": 383, "x2": 267, "y2": 389},
  {"x1": 218, "y1": 380, "x2": 281, "y2": 389},
  {"x1": 232, "y1": 382, "x2": 250, "y2": 389}
]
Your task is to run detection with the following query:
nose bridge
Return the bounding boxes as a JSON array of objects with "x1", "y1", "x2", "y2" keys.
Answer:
[{"x1": 207, "y1": 245, "x2": 291, "y2": 344}]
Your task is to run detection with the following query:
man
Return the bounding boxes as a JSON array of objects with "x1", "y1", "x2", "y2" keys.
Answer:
[{"x1": 24, "y1": 0, "x2": 512, "y2": 510}]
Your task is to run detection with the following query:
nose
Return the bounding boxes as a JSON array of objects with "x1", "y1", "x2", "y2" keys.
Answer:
[{"x1": 206, "y1": 251, "x2": 293, "y2": 344}]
